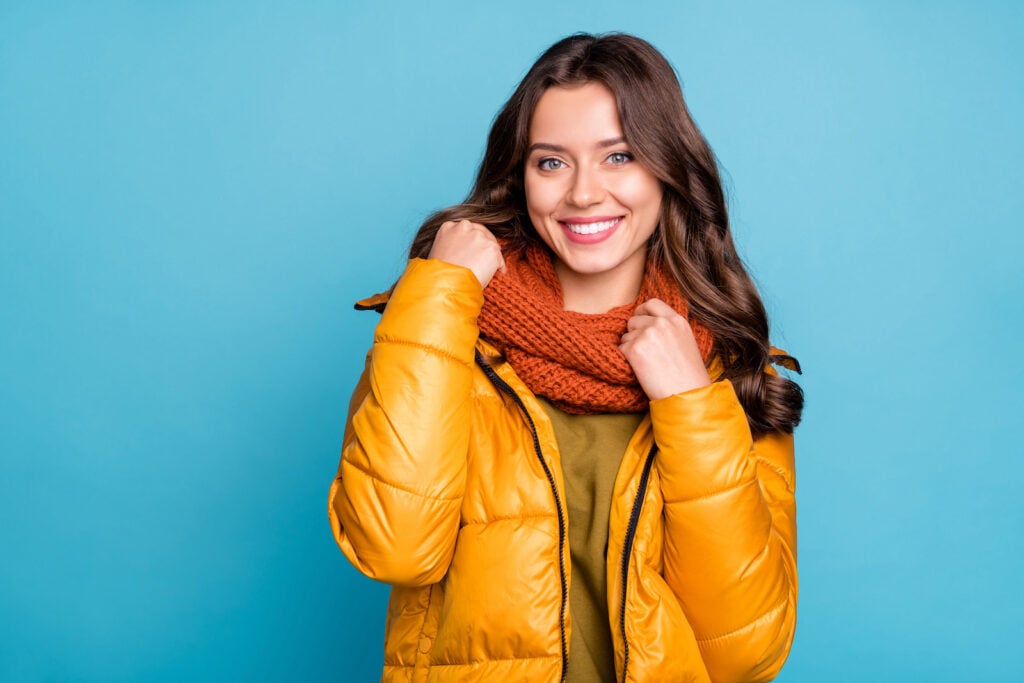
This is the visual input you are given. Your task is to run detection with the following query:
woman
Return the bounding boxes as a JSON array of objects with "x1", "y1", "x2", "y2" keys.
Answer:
[{"x1": 329, "y1": 33, "x2": 803, "y2": 682}]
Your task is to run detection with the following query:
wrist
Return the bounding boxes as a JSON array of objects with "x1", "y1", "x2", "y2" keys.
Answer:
[{"x1": 641, "y1": 367, "x2": 711, "y2": 401}]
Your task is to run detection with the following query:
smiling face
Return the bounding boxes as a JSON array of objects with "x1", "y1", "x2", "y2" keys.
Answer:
[{"x1": 524, "y1": 81, "x2": 664, "y2": 313}]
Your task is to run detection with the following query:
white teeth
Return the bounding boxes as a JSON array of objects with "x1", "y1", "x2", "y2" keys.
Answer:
[{"x1": 564, "y1": 218, "x2": 619, "y2": 235}]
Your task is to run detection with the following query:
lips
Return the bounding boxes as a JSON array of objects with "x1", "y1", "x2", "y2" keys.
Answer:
[
  {"x1": 558, "y1": 216, "x2": 623, "y2": 244},
  {"x1": 561, "y1": 217, "x2": 620, "y2": 235}
]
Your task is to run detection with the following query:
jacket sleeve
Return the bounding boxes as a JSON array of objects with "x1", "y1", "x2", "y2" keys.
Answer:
[
  {"x1": 327, "y1": 258, "x2": 483, "y2": 587},
  {"x1": 650, "y1": 372, "x2": 798, "y2": 683}
]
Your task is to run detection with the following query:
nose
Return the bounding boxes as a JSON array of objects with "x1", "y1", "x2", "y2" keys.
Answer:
[{"x1": 566, "y1": 166, "x2": 604, "y2": 208}]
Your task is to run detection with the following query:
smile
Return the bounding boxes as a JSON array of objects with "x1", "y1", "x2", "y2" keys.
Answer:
[{"x1": 560, "y1": 217, "x2": 622, "y2": 235}]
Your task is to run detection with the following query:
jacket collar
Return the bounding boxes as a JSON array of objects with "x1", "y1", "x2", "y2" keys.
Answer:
[
  {"x1": 354, "y1": 291, "x2": 390, "y2": 313},
  {"x1": 353, "y1": 290, "x2": 792, "y2": 383}
]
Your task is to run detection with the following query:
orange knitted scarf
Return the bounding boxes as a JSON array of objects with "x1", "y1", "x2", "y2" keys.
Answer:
[{"x1": 478, "y1": 242, "x2": 714, "y2": 414}]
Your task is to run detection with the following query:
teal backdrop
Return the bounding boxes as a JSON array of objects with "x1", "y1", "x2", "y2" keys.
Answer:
[{"x1": 2, "y1": 1, "x2": 1022, "y2": 681}]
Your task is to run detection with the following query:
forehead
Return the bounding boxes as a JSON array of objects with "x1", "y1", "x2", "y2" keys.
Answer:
[{"x1": 529, "y1": 82, "x2": 624, "y2": 144}]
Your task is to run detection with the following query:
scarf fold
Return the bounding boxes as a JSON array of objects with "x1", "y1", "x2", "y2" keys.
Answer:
[{"x1": 477, "y1": 242, "x2": 714, "y2": 414}]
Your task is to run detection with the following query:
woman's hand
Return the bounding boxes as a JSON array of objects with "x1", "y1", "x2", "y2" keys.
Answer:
[
  {"x1": 620, "y1": 298, "x2": 711, "y2": 400},
  {"x1": 428, "y1": 220, "x2": 506, "y2": 288}
]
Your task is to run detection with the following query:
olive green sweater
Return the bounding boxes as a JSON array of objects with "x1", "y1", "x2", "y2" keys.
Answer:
[{"x1": 537, "y1": 397, "x2": 644, "y2": 683}]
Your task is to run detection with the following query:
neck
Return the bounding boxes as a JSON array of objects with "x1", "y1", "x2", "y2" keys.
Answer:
[{"x1": 555, "y1": 260, "x2": 645, "y2": 314}]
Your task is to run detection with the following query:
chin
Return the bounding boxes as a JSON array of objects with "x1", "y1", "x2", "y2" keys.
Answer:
[{"x1": 556, "y1": 252, "x2": 624, "y2": 277}]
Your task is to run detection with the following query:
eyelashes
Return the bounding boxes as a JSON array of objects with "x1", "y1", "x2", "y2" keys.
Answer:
[{"x1": 535, "y1": 151, "x2": 634, "y2": 171}]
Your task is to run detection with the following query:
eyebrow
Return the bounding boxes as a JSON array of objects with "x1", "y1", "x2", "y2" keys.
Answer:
[{"x1": 527, "y1": 137, "x2": 627, "y2": 154}]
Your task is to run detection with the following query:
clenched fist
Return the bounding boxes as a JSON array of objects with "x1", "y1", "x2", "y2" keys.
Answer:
[
  {"x1": 619, "y1": 298, "x2": 711, "y2": 400},
  {"x1": 428, "y1": 220, "x2": 506, "y2": 288}
]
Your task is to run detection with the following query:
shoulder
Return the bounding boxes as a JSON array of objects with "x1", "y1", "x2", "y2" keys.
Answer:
[{"x1": 353, "y1": 258, "x2": 484, "y2": 313}]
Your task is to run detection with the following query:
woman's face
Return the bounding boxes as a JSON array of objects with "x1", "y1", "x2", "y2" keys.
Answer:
[{"x1": 524, "y1": 81, "x2": 663, "y2": 311}]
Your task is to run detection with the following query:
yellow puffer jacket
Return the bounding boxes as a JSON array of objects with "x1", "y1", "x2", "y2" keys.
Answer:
[{"x1": 328, "y1": 258, "x2": 798, "y2": 682}]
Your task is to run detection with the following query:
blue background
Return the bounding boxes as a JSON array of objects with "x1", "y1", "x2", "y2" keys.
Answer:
[{"x1": 2, "y1": 1, "x2": 1022, "y2": 681}]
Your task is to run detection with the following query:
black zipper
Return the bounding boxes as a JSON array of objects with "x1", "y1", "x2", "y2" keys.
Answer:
[
  {"x1": 476, "y1": 351, "x2": 569, "y2": 683},
  {"x1": 618, "y1": 443, "x2": 658, "y2": 681}
]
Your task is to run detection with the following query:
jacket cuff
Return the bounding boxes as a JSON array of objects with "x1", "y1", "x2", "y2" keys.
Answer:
[
  {"x1": 649, "y1": 379, "x2": 756, "y2": 501},
  {"x1": 374, "y1": 258, "x2": 484, "y2": 365}
]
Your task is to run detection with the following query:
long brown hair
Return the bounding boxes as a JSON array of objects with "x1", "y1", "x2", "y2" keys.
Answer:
[{"x1": 407, "y1": 33, "x2": 802, "y2": 435}]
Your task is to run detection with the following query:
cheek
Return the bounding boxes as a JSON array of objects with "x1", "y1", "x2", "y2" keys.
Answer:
[
  {"x1": 524, "y1": 176, "x2": 562, "y2": 217},
  {"x1": 619, "y1": 175, "x2": 663, "y2": 218}
]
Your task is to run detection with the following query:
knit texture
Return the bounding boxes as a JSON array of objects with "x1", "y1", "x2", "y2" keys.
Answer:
[{"x1": 478, "y1": 242, "x2": 714, "y2": 414}]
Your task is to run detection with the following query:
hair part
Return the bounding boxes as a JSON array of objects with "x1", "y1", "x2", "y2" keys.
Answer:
[{"x1": 407, "y1": 32, "x2": 803, "y2": 435}]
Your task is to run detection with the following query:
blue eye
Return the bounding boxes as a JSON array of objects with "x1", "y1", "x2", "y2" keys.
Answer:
[
  {"x1": 607, "y1": 152, "x2": 633, "y2": 165},
  {"x1": 538, "y1": 158, "x2": 564, "y2": 171}
]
